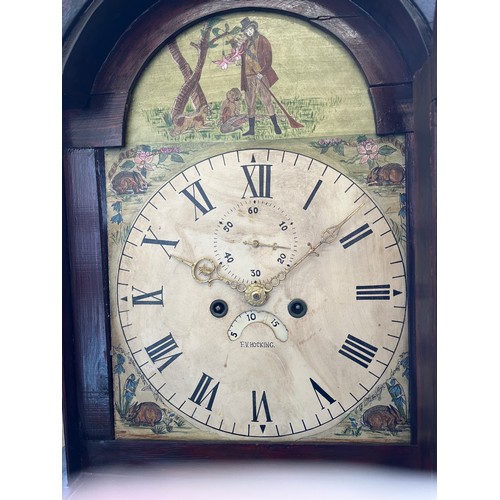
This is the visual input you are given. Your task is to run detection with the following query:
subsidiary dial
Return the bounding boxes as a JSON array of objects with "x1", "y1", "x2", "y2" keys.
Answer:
[
  {"x1": 213, "y1": 199, "x2": 298, "y2": 284},
  {"x1": 227, "y1": 310, "x2": 288, "y2": 342}
]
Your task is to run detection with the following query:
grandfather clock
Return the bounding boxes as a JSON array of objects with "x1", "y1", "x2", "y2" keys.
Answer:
[{"x1": 63, "y1": 0, "x2": 436, "y2": 478}]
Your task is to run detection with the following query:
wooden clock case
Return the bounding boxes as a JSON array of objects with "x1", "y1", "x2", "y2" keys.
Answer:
[{"x1": 62, "y1": 0, "x2": 436, "y2": 478}]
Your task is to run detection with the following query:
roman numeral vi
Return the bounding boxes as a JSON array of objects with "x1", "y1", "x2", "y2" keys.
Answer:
[{"x1": 252, "y1": 390, "x2": 272, "y2": 422}]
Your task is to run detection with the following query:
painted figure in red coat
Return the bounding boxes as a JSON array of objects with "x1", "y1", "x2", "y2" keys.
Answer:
[{"x1": 239, "y1": 17, "x2": 282, "y2": 136}]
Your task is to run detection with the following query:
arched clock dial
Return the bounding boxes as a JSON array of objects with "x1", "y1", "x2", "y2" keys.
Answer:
[{"x1": 116, "y1": 148, "x2": 407, "y2": 440}]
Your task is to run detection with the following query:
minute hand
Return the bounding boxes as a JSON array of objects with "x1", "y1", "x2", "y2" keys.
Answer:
[
  {"x1": 318, "y1": 203, "x2": 365, "y2": 246},
  {"x1": 265, "y1": 204, "x2": 365, "y2": 286}
]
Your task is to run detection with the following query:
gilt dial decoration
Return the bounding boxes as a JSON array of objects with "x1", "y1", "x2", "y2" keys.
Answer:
[{"x1": 112, "y1": 148, "x2": 408, "y2": 441}]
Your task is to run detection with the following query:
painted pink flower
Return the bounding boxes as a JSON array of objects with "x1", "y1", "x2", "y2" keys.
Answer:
[
  {"x1": 228, "y1": 46, "x2": 244, "y2": 62},
  {"x1": 357, "y1": 140, "x2": 379, "y2": 164},
  {"x1": 213, "y1": 55, "x2": 231, "y2": 70},
  {"x1": 134, "y1": 151, "x2": 156, "y2": 171}
]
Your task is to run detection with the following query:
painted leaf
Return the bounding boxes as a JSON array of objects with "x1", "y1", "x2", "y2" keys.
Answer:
[
  {"x1": 121, "y1": 160, "x2": 135, "y2": 170},
  {"x1": 159, "y1": 153, "x2": 169, "y2": 163},
  {"x1": 208, "y1": 17, "x2": 223, "y2": 28},
  {"x1": 171, "y1": 153, "x2": 184, "y2": 163},
  {"x1": 378, "y1": 145, "x2": 397, "y2": 156},
  {"x1": 114, "y1": 354, "x2": 125, "y2": 371},
  {"x1": 333, "y1": 143, "x2": 345, "y2": 156},
  {"x1": 114, "y1": 365, "x2": 125, "y2": 373}
]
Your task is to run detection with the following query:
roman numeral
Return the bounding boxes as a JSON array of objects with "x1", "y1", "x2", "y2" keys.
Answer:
[
  {"x1": 241, "y1": 164, "x2": 272, "y2": 198},
  {"x1": 303, "y1": 179, "x2": 323, "y2": 210},
  {"x1": 252, "y1": 390, "x2": 272, "y2": 425},
  {"x1": 145, "y1": 333, "x2": 182, "y2": 372},
  {"x1": 339, "y1": 223, "x2": 373, "y2": 249},
  {"x1": 356, "y1": 284, "x2": 391, "y2": 300},
  {"x1": 339, "y1": 334, "x2": 378, "y2": 368},
  {"x1": 310, "y1": 378, "x2": 336, "y2": 409},
  {"x1": 131, "y1": 286, "x2": 164, "y2": 306},
  {"x1": 356, "y1": 284, "x2": 403, "y2": 300},
  {"x1": 141, "y1": 227, "x2": 179, "y2": 257},
  {"x1": 189, "y1": 373, "x2": 220, "y2": 411},
  {"x1": 180, "y1": 180, "x2": 215, "y2": 220}
]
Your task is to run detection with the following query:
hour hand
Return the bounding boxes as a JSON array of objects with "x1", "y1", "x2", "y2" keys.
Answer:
[
  {"x1": 170, "y1": 254, "x2": 218, "y2": 284},
  {"x1": 169, "y1": 253, "x2": 196, "y2": 268},
  {"x1": 170, "y1": 253, "x2": 247, "y2": 292}
]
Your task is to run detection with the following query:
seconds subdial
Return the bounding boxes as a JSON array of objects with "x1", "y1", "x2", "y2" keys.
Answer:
[{"x1": 213, "y1": 199, "x2": 298, "y2": 284}]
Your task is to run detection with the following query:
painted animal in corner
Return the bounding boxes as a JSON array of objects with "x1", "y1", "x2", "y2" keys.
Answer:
[
  {"x1": 111, "y1": 171, "x2": 149, "y2": 195},
  {"x1": 366, "y1": 163, "x2": 405, "y2": 186},
  {"x1": 125, "y1": 401, "x2": 163, "y2": 427},
  {"x1": 361, "y1": 404, "x2": 405, "y2": 433}
]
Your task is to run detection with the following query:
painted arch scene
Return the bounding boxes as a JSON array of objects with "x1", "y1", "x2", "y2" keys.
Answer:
[{"x1": 126, "y1": 12, "x2": 377, "y2": 144}]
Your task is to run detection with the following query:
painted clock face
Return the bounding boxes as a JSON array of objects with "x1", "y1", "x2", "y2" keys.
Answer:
[{"x1": 116, "y1": 148, "x2": 406, "y2": 440}]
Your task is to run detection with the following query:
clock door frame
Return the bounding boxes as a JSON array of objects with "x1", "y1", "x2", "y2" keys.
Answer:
[{"x1": 63, "y1": 0, "x2": 436, "y2": 477}]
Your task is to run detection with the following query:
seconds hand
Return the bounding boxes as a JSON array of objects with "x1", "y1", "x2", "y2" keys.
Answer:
[{"x1": 243, "y1": 239, "x2": 291, "y2": 250}]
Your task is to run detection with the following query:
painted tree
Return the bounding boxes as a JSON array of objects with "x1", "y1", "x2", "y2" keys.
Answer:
[{"x1": 168, "y1": 18, "x2": 242, "y2": 123}]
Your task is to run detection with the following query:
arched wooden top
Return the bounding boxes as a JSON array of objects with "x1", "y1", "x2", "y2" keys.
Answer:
[{"x1": 63, "y1": 0, "x2": 432, "y2": 147}]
